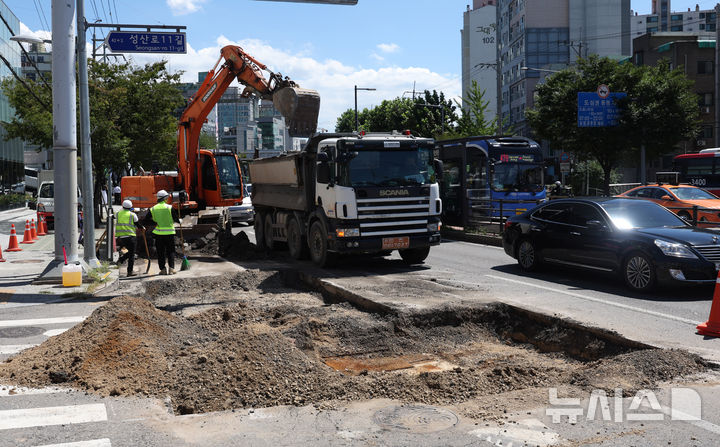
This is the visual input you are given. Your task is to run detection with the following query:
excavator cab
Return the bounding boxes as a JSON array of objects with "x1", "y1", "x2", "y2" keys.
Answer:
[{"x1": 198, "y1": 150, "x2": 244, "y2": 206}]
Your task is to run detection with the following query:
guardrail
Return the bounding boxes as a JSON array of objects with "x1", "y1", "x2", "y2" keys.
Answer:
[
  {"x1": 663, "y1": 204, "x2": 720, "y2": 228},
  {"x1": 467, "y1": 198, "x2": 546, "y2": 235}
]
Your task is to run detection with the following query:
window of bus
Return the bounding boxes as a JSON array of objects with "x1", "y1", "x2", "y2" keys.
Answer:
[
  {"x1": 683, "y1": 158, "x2": 714, "y2": 176},
  {"x1": 491, "y1": 162, "x2": 543, "y2": 193}
]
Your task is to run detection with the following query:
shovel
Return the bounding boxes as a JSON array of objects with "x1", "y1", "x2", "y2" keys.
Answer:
[
  {"x1": 176, "y1": 204, "x2": 190, "y2": 271},
  {"x1": 141, "y1": 229, "x2": 151, "y2": 274}
]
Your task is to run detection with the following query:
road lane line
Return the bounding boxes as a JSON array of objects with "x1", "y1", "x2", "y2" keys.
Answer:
[
  {"x1": 0, "y1": 344, "x2": 35, "y2": 355},
  {"x1": 0, "y1": 316, "x2": 85, "y2": 328},
  {"x1": 0, "y1": 404, "x2": 107, "y2": 430},
  {"x1": 486, "y1": 274, "x2": 701, "y2": 326},
  {"x1": 0, "y1": 385, "x2": 72, "y2": 396},
  {"x1": 34, "y1": 439, "x2": 112, "y2": 447}
]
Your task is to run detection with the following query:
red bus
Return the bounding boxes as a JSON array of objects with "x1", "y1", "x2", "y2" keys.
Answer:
[{"x1": 672, "y1": 148, "x2": 720, "y2": 196}]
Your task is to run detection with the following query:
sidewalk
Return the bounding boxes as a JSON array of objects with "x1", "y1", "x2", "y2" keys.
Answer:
[{"x1": 0, "y1": 206, "x2": 118, "y2": 299}]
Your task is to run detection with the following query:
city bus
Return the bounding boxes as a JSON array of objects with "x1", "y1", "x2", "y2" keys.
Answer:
[
  {"x1": 435, "y1": 136, "x2": 546, "y2": 227},
  {"x1": 672, "y1": 148, "x2": 720, "y2": 196}
]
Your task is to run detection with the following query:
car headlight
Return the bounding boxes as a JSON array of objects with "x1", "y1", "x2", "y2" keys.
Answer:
[
  {"x1": 336, "y1": 228, "x2": 359, "y2": 238},
  {"x1": 427, "y1": 222, "x2": 440, "y2": 232},
  {"x1": 654, "y1": 239, "x2": 698, "y2": 259}
]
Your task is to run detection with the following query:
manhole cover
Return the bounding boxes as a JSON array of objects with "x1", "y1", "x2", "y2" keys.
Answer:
[
  {"x1": 373, "y1": 404, "x2": 458, "y2": 433},
  {"x1": 10, "y1": 259, "x2": 44, "y2": 264},
  {"x1": 0, "y1": 326, "x2": 45, "y2": 338}
]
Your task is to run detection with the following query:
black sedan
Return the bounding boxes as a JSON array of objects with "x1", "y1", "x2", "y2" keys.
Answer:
[{"x1": 502, "y1": 197, "x2": 720, "y2": 291}]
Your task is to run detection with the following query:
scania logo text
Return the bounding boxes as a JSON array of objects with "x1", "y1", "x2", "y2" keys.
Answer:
[{"x1": 379, "y1": 189, "x2": 410, "y2": 197}]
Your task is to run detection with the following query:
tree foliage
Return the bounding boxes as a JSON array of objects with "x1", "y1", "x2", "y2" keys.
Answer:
[
  {"x1": 446, "y1": 79, "x2": 503, "y2": 138},
  {"x1": 525, "y1": 55, "x2": 700, "y2": 194},
  {"x1": 334, "y1": 89, "x2": 458, "y2": 138}
]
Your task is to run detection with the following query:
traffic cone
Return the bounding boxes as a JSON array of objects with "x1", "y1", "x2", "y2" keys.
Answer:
[
  {"x1": 6, "y1": 224, "x2": 21, "y2": 252},
  {"x1": 20, "y1": 220, "x2": 35, "y2": 244},
  {"x1": 36, "y1": 215, "x2": 47, "y2": 236},
  {"x1": 697, "y1": 270, "x2": 720, "y2": 337},
  {"x1": 30, "y1": 219, "x2": 38, "y2": 240}
]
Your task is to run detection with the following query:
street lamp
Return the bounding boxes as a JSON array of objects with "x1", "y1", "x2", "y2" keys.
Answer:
[{"x1": 354, "y1": 85, "x2": 375, "y2": 131}]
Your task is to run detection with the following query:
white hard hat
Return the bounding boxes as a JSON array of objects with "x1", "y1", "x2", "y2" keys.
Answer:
[
  {"x1": 157, "y1": 190, "x2": 169, "y2": 200},
  {"x1": 122, "y1": 199, "x2": 133, "y2": 210},
  {"x1": 555, "y1": 181, "x2": 561, "y2": 186}
]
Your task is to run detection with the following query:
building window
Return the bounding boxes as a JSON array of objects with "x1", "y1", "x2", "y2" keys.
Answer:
[
  {"x1": 647, "y1": 16, "x2": 658, "y2": 23},
  {"x1": 671, "y1": 14, "x2": 683, "y2": 21},
  {"x1": 670, "y1": 25, "x2": 683, "y2": 31},
  {"x1": 698, "y1": 61, "x2": 714, "y2": 74},
  {"x1": 634, "y1": 51, "x2": 643, "y2": 65},
  {"x1": 700, "y1": 93, "x2": 713, "y2": 107},
  {"x1": 647, "y1": 26, "x2": 658, "y2": 32},
  {"x1": 703, "y1": 125, "x2": 713, "y2": 139}
]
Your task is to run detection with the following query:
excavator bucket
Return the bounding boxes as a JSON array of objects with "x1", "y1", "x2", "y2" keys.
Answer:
[{"x1": 272, "y1": 87, "x2": 320, "y2": 137}]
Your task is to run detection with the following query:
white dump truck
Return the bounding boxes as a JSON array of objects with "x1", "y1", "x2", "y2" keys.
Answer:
[{"x1": 249, "y1": 131, "x2": 443, "y2": 267}]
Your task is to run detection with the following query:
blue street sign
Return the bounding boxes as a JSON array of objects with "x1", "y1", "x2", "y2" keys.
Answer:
[
  {"x1": 105, "y1": 31, "x2": 187, "y2": 54},
  {"x1": 577, "y1": 91, "x2": 626, "y2": 127}
]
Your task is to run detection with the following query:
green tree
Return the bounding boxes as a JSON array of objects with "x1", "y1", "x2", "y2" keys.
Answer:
[
  {"x1": 446, "y1": 80, "x2": 501, "y2": 138},
  {"x1": 525, "y1": 55, "x2": 700, "y2": 194},
  {"x1": 334, "y1": 89, "x2": 458, "y2": 138},
  {"x1": 199, "y1": 131, "x2": 217, "y2": 150}
]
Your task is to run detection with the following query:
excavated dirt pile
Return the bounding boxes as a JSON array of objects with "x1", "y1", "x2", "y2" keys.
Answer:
[{"x1": 0, "y1": 271, "x2": 710, "y2": 416}]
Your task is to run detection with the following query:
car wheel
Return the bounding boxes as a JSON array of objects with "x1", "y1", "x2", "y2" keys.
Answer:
[
  {"x1": 399, "y1": 247, "x2": 430, "y2": 265},
  {"x1": 516, "y1": 239, "x2": 540, "y2": 271},
  {"x1": 309, "y1": 221, "x2": 335, "y2": 267},
  {"x1": 264, "y1": 215, "x2": 275, "y2": 250},
  {"x1": 287, "y1": 217, "x2": 307, "y2": 260},
  {"x1": 254, "y1": 213, "x2": 265, "y2": 248},
  {"x1": 623, "y1": 251, "x2": 656, "y2": 292}
]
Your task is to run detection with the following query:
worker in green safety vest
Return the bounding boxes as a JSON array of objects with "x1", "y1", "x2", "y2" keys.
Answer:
[
  {"x1": 147, "y1": 189, "x2": 178, "y2": 275},
  {"x1": 115, "y1": 199, "x2": 144, "y2": 277}
]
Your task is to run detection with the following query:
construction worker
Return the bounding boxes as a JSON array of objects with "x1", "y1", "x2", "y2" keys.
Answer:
[
  {"x1": 148, "y1": 190, "x2": 177, "y2": 275},
  {"x1": 116, "y1": 199, "x2": 143, "y2": 277}
]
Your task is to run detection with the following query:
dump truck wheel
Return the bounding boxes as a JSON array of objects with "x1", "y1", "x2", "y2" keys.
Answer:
[
  {"x1": 399, "y1": 247, "x2": 430, "y2": 265},
  {"x1": 254, "y1": 213, "x2": 265, "y2": 249},
  {"x1": 309, "y1": 221, "x2": 334, "y2": 267},
  {"x1": 287, "y1": 217, "x2": 307, "y2": 260},
  {"x1": 264, "y1": 215, "x2": 275, "y2": 250}
]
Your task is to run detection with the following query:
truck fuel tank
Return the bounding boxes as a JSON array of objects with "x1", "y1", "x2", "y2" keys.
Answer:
[{"x1": 272, "y1": 87, "x2": 320, "y2": 138}]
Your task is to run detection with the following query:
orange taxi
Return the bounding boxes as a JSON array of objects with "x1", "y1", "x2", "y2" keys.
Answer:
[{"x1": 617, "y1": 184, "x2": 720, "y2": 223}]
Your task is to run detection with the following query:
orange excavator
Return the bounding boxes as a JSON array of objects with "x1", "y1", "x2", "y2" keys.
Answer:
[{"x1": 121, "y1": 45, "x2": 320, "y2": 242}]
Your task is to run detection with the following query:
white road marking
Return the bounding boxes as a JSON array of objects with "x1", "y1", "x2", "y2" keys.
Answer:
[
  {"x1": 469, "y1": 425, "x2": 560, "y2": 446},
  {"x1": 0, "y1": 403, "x2": 107, "y2": 430},
  {"x1": 486, "y1": 274, "x2": 701, "y2": 326},
  {"x1": 34, "y1": 439, "x2": 112, "y2": 447},
  {"x1": 0, "y1": 385, "x2": 72, "y2": 396},
  {"x1": 0, "y1": 344, "x2": 35, "y2": 354},
  {"x1": 442, "y1": 238, "x2": 504, "y2": 249},
  {"x1": 43, "y1": 328, "x2": 70, "y2": 337},
  {"x1": 0, "y1": 316, "x2": 85, "y2": 328}
]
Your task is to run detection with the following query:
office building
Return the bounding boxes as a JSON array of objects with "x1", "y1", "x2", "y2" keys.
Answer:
[
  {"x1": 461, "y1": 1, "x2": 497, "y2": 124},
  {"x1": 0, "y1": 1, "x2": 24, "y2": 190},
  {"x1": 630, "y1": 5, "x2": 716, "y2": 49},
  {"x1": 18, "y1": 42, "x2": 52, "y2": 171},
  {"x1": 495, "y1": 0, "x2": 630, "y2": 136}
]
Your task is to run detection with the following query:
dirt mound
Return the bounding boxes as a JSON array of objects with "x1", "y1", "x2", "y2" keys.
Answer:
[{"x1": 0, "y1": 272, "x2": 710, "y2": 416}]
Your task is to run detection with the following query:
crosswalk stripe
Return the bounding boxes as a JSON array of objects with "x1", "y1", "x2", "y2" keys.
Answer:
[
  {"x1": 34, "y1": 438, "x2": 112, "y2": 447},
  {"x1": 0, "y1": 404, "x2": 107, "y2": 430},
  {"x1": 0, "y1": 317, "x2": 85, "y2": 328},
  {"x1": 0, "y1": 344, "x2": 35, "y2": 355}
]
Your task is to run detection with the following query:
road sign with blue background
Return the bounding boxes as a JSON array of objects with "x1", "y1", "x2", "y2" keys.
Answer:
[
  {"x1": 577, "y1": 91, "x2": 626, "y2": 127},
  {"x1": 105, "y1": 31, "x2": 187, "y2": 54}
]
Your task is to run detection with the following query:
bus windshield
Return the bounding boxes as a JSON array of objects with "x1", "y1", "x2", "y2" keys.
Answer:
[
  {"x1": 340, "y1": 148, "x2": 435, "y2": 187},
  {"x1": 216, "y1": 155, "x2": 243, "y2": 199},
  {"x1": 491, "y1": 162, "x2": 544, "y2": 193}
]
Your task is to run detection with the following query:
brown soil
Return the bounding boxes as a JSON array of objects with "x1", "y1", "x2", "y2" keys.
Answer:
[{"x1": 0, "y1": 271, "x2": 710, "y2": 416}]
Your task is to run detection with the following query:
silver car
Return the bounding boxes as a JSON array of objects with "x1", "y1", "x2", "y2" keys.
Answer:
[{"x1": 229, "y1": 184, "x2": 254, "y2": 225}]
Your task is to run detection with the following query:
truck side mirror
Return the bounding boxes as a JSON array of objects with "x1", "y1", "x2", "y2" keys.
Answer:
[
  {"x1": 317, "y1": 162, "x2": 331, "y2": 184},
  {"x1": 433, "y1": 159, "x2": 444, "y2": 182}
]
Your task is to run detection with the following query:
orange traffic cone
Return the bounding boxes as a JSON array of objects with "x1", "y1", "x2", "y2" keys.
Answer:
[
  {"x1": 30, "y1": 219, "x2": 38, "y2": 240},
  {"x1": 697, "y1": 270, "x2": 720, "y2": 337},
  {"x1": 6, "y1": 224, "x2": 21, "y2": 252},
  {"x1": 36, "y1": 215, "x2": 47, "y2": 236},
  {"x1": 20, "y1": 220, "x2": 34, "y2": 244}
]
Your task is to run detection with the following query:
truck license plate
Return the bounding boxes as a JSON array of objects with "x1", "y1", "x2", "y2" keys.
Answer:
[{"x1": 382, "y1": 236, "x2": 409, "y2": 249}]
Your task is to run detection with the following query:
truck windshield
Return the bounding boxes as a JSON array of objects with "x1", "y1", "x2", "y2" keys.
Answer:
[
  {"x1": 216, "y1": 155, "x2": 243, "y2": 199},
  {"x1": 341, "y1": 148, "x2": 435, "y2": 187},
  {"x1": 491, "y1": 163, "x2": 544, "y2": 193}
]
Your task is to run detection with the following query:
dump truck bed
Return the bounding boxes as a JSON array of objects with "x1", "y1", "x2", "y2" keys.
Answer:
[{"x1": 249, "y1": 152, "x2": 311, "y2": 211}]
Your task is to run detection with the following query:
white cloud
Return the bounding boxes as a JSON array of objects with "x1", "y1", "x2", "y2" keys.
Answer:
[
  {"x1": 166, "y1": 0, "x2": 209, "y2": 15},
  {"x1": 370, "y1": 53, "x2": 385, "y2": 62},
  {"x1": 377, "y1": 43, "x2": 400, "y2": 53},
  {"x1": 131, "y1": 37, "x2": 460, "y2": 132}
]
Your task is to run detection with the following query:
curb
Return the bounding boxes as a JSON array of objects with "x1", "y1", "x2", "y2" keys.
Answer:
[
  {"x1": 298, "y1": 272, "x2": 394, "y2": 315},
  {"x1": 441, "y1": 228, "x2": 503, "y2": 247}
]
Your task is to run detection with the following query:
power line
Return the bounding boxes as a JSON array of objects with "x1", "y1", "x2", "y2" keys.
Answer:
[
  {"x1": 32, "y1": 0, "x2": 50, "y2": 32},
  {"x1": 112, "y1": 0, "x2": 120, "y2": 24}
]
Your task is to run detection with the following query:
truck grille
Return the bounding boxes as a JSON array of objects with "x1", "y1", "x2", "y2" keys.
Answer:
[
  {"x1": 695, "y1": 245, "x2": 720, "y2": 262},
  {"x1": 356, "y1": 196, "x2": 432, "y2": 237}
]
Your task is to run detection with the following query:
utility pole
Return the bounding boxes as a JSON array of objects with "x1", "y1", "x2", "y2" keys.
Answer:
[
  {"x1": 77, "y1": 0, "x2": 99, "y2": 268},
  {"x1": 45, "y1": 0, "x2": 79, "y2": 278}
]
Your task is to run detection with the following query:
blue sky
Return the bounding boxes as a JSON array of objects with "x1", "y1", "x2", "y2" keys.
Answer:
[{"x1": 1, "y1": 0, "x2": 716, "y2": 130}]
